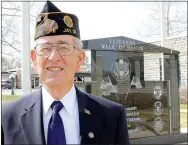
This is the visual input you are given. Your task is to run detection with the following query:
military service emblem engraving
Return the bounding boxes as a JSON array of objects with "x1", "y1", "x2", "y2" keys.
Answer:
[
  {"x1": 153, "y1": 101, "x2": 164, "y2": 116},
  {"x1": 153, "y1": 85, "x2": 163, "y2": 100},
  {"x1": 111, "y1": 58, "x2": 131, "y2": 80},
  {"x1": 63, "y1": 15, "x2": 73, "y2": 28},
  {"x1": 153, "y1": 117, "x2": 164, "y2": 132}
]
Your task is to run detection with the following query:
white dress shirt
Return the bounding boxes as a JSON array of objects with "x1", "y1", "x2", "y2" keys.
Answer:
[{"x1": 42, "y1": 85, "x2": 80, "y2": 144}]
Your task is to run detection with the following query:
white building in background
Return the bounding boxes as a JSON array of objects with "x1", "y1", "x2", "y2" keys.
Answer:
[{"x1": 151, "y1": 35, "x2": 187, "y2": 99}]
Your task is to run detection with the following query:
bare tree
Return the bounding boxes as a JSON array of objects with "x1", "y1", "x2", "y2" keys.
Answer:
[
  {"x1": 2, "y1": 2, "x2": 21, "y2": 55},
  {"x1": 2, "y1": 54, "x2": 21, "y2": 71},
  {"x1": 2, "y1": 1, "x2": 41, "y2": 70},
  {"x1": 137, "y1": 2, "x2": 187, "y2": 40}
]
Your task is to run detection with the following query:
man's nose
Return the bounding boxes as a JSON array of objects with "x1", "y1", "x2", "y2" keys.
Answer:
[{"x1": 48, "y1": 49, "x2": 61, "y2": 62}]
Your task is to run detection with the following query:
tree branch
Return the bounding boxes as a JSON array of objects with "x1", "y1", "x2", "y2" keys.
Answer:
[
  {"x1": 170, "y1": 29, "x2": 187, "y2": 36},
  {"x1": 2, "y1": 14, "x2": 37, "y2": 18},
  {"x1": 170, "y1": 6, "x2": 179, "y2": 22},
  {"x1": 170, "y1": 20, "x2": 187, "y2": 24},
  {"x1": 2, "y1": 41, "x2": 21, "y2": 53},
  {"x1": 2, "y1": 7, "x2": 20, "y2": 11},
  {"x1": 138, "y1": 2, "x2": 186, "y2": 38}
]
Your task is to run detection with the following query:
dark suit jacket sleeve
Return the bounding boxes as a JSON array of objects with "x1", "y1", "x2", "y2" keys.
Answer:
[
  {"x1": 2, "y1": 125, "x2": 4, "y2": 145},
  {"x1": 115, "y1": 105, "x2": 130, "y2": 145}
]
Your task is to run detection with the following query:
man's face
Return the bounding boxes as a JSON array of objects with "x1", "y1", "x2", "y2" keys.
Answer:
[{"x1": 31, "y1": 35, "x2": 85, "y2": 88}]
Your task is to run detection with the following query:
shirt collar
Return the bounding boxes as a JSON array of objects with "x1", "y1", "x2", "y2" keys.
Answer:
[{"x1": 42, "y1": 84, "x2": 77, "y2": 117}]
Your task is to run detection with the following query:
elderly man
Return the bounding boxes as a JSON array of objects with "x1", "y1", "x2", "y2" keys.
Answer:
[{"x1": 2, "y1": 1, "x2": 130, "y2": 144}]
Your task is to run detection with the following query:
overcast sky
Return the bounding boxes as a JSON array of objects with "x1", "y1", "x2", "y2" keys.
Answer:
[
  {"x1": 32, "y1": 2, "x2": 187, "y2": 41},
  {"x1": 30, "y1": 2, "x2": 157, "y2": 41}
]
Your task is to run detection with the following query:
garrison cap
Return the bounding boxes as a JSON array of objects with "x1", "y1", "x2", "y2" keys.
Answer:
[{"x1": 34, "y1": 1, "x2": 80, "y2": 40}]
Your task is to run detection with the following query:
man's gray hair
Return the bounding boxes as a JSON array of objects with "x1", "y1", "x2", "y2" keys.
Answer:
[
  {"x1": 73, "y1": 36, "x2": 83, "y2": 49},
  {"x1": 34, "y1": 36, "x2": 83, "y2": 49}
]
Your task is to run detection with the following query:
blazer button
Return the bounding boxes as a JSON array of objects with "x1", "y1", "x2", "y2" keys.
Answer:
[{"x1": 88, "y1": 132, "x2": 94, "y2": 139}]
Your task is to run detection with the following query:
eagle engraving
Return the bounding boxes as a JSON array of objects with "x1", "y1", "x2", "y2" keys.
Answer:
[{"x1": 112, "y1": 58, "x2": 130, "y2": 80}]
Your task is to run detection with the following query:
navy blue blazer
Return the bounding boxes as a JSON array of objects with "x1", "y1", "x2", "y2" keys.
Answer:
[{"x1": 2, "y1": 87, "x2": 130, "y2": 144}]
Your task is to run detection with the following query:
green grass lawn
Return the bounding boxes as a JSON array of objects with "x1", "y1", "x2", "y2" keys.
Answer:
[
  {"x1": 180, "y1": 111, "x2": 187, "y2": 128},
  {"x1": 180, "y1": 104, "x2": 187, "y2": 109},
  {"x1": 1, "y1": 95, "x2": 187, "y2": 129},
  {"x1": 2, "y1": 95, "x2": 21, "y2": 103},
  {"x1": 180, "y1": 104, "x2": 187, "y2": 128}
]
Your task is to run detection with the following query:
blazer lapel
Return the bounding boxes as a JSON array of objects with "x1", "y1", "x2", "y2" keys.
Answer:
[
  {"x1": 19, "y1": 89, "x2": 46, "y2": 144},
  {"x1": 76, "y1": 87, "x2": 103, "y2": 144}
]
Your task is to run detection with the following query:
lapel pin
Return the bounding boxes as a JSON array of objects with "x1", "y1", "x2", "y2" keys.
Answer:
[
  {"x1": 88, "y1": 132, "x2": 94, "y2": 139},
  {"x1": 84, "y1": 109, "x2": 91, "y2": 115}
]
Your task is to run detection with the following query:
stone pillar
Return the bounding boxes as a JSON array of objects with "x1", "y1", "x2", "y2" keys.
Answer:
[
  {"x1": 169, "y1": 55, "x2": 180, "y2": 130},
  {"x1": 96, "y1": 55, "x2": 103, "y2": 96},
  {"x1": 135, "y1": 60, "x2": 140, "y2": 78}
]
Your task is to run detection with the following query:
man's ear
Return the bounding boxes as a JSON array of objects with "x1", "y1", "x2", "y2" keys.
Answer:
[
  {"x1": 30, "y1": 49, "x2": 37, "y2": 69},
  {"x1": 76, "y1": 50, "x2": 86, "y2": 71}
]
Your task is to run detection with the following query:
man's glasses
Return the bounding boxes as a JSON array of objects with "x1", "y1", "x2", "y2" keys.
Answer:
[{"x1": 35, "y1": 43, "x2": 79, "y2": 56}]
